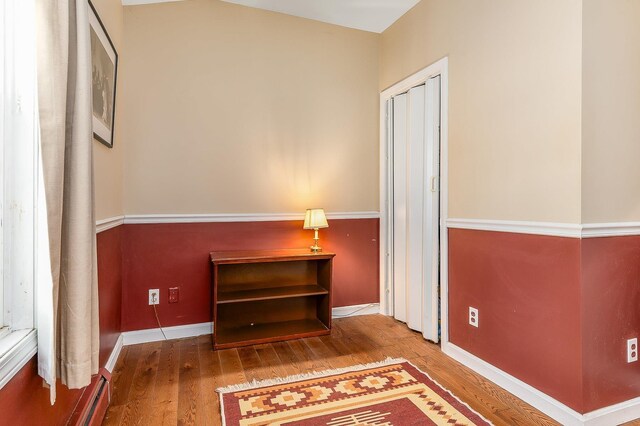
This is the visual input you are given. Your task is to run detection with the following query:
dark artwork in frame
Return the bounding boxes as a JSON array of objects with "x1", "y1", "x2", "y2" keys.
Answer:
[{"x1": 89, "y1": 0, "x2": 118, "y2": 148}]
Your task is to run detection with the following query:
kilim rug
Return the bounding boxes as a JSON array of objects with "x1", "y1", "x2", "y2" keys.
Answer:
[{"x1": 217, "y1": 358, "x2": 493, "y2": 425}]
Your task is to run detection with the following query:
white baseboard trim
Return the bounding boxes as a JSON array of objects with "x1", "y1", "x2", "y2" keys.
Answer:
[
  {"x1": 332, "y1": 303, "x2": 380, "y2": 317},
  {"x1": 96, "y1": 216, "x2": 125, "y2": 233},
  {"x1": 104, "y1": 334, "x2": 123, "y2": 373},
  {"x1": 442, "y1": 342, "x2": 640, "y2": 426},
  {"x1": 447, "y1": 218, "x2": 640, "y2": 239},
  {"x1": 119, "y1": 304, "x2": 380, "y2": 346},
  {"x1": 122, "y1": 322, "x2": 213, "y2": 346},
  {"x1": 582, "y1": 395, "x2": 640, "y2": 426}
]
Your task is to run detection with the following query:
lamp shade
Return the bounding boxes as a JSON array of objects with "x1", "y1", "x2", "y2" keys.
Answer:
[{"x1": 303, "y1": 208, "x2": 328, "y2": 229}]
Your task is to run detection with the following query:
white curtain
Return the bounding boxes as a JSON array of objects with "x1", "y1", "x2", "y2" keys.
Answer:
[
  {"x1": 37, "y1": 143, "x2": 56, "y2": 403},
  {"x1": 35, "y1": 0, "x2": 99, "y2": 402}
]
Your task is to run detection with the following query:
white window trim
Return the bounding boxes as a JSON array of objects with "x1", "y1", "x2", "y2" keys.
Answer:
[
  {"x1": 0, "y1": 329, "x2": 36, "y2": 389},
  {"x1": 0, "y1": 0, "x2": 41, "y2": 390},
  {"x1": 0, "y1": 0, "x2": 6, "y2": 338}
]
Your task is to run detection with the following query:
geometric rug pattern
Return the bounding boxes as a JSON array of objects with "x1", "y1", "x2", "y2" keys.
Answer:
[{"x1": 218, "y1": 358, "x2": 492, "y2": 425}]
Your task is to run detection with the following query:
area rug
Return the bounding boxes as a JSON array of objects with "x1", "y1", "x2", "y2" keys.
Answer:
[{"x1": 217, "y1": 358, "x2": 492, "y2": 425}]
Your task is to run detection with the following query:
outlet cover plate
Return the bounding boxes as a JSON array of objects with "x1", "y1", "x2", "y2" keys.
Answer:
[
  {"x1": 149, "y1": 289, "x2": 160, "y2": 305},
  {"x1": 628, "y1": 338, "x2": 638, "y2": 363},
  {"x1": 469, "y1": 307, "x2": 479, "y2": 328},
  {"x1": 169, "y1": 287, "x2": 179, "y2": 303}
]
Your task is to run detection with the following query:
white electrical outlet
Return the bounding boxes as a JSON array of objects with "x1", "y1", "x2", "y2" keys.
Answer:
[
  {"x1": 469, "y1": 307, "x2": 479, "y2": 328},
  {"x1": 627, "y1": 338, "x2": 638, "y2": 363},
  {"x1": 149, "y1": 289, "x2": 160, "y2": 305}
]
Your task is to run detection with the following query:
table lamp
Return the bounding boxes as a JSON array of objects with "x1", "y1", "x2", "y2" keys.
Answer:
[{"x1": 303, "y1": 208, "x2": 328, "y2": 253}]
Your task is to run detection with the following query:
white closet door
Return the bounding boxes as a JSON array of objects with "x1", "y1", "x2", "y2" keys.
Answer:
[
  {"x1": 422, "y1": 76, "x2": 441, "y2": 342},
  {"x1": 392, "y1": 93, "x2": 408, "y2": 323},
  {"x1": 392, "y1": 80, "x2": 440, "y2": 339},
  {"x1": 406, "y1": 85, "x2": 426, "y2": 332}
]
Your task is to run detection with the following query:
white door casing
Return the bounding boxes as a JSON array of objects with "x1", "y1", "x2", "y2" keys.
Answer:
[
  {"x1": 380, "y1": 57, "x2": 449, "y2": 344},
  {"x1": 422, "y1": 75, "x2": 441, "y2": 342}
]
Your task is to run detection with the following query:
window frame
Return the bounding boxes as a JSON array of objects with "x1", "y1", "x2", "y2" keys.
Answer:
[{"x1": 0, "y1": 0, "x2": 40, "y2": 390}]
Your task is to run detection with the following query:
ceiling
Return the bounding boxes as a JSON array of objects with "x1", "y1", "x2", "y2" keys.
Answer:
[
  {"x1": 122, "y1": 0, "x2": 421, "y2": 33},
  {"x1": 220, "y1": 0, "x2": 420, "y2": 33}
]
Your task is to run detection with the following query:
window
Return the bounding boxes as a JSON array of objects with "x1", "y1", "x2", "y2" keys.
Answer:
[{"x1": 0, "y1": 0, "x2": 39, "y2": 389}]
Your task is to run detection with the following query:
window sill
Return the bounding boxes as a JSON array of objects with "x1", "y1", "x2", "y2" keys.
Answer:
[{"x1": 0, "y1": 329, "x2": 37, "y2": 390}]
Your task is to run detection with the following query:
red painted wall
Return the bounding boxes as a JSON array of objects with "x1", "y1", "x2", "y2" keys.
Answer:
[
  {"x1": 0, "y1": 226, "x2": 124, "y2": 425},
  {"x1": 97, "y1": 226, "x2": 123, "y2": 367},
  {"x1": 448, "y1": 228, "x2": 585, "y2": 412},
  {"x1": 449, "y1": 228, "x2": 640, "y2": 413},
  {"x1": 121, "y1": 219, "x2": 379, "y2": 331},
  {"x1": 581, "y1": 236, "x2": 640, "y2": 412},
  {"x1": 0, "y1": 358, "x2": 83, "y2": 426}
]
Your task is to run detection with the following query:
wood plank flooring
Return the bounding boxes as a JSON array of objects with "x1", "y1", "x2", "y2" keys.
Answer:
[{"x1": 102, "y1": 315, "x2": 614, "y2": 425}]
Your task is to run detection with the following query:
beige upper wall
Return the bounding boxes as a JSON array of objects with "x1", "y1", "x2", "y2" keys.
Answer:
[
  {"x1": 91, "y1": 0, "x2": 125, "y2": 220},
  {"x1": 582, "y1": 0, "x2": 640, "y2": 223},
  {"x1": 120, "y1": 0, "x2": 379, "y2": 215},
  {"x1": 381, "y1": 0, "x2": 583, "y2": 223}
]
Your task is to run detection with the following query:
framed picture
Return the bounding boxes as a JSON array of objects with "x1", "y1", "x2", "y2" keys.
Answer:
[{"x1": 88, "y1": 1, "x2": 118, "y2": 148}]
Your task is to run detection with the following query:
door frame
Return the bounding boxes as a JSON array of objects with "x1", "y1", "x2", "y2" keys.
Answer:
[{"x1": 379, "y1": 57, "x2": 449, "y2": 344}]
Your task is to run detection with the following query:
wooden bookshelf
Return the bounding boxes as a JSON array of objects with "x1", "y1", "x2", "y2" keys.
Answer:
[{"x1": 210, "y1": 249, "x2": 335, "y2": 350}]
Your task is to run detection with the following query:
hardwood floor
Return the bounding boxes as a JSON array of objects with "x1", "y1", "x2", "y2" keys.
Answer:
[{"x1": 104, "y1": 315, "x2": 564, "y2": 425}]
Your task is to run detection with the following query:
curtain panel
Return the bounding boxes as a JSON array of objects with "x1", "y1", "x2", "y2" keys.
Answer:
[{"x1": 35, "y1": 0, "x2": 99, "y2": 402}]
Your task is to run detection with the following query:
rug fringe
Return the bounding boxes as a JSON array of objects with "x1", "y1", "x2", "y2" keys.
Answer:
[{"x1": 216, "y1": 357, "x2": 407, "y2": 394}]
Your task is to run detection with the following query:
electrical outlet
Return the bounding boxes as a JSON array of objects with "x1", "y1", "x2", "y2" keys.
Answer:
[
  {"x1": 169, "y1": 287, "x2": 179, "y2": 303},
  {"x1": 628, "y1": 338, "x2": 638, "y2": 363},
  {"x1": 469, "y1": 307, "x2": 479, "y2": 328},
  {"x1": 149, "y1": 289, "x2": 160, "y2": 305}
]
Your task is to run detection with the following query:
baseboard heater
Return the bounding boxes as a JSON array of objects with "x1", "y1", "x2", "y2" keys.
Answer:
[{"x1": 69, "y1": 368, "x2": 112, "y2": 426}]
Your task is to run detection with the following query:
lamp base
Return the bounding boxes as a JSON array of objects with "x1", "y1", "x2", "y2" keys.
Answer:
[
  {"x1": 309, "y1": 230, "x2": 322, "y2": 252},
  {"x1": 309, "y1": 244, "x2": 323, "y2": 253}
]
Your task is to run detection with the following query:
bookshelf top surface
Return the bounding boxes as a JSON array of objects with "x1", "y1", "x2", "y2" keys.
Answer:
[{"x1": 210, "y1": 248, "x2": 335, "y2": 264}]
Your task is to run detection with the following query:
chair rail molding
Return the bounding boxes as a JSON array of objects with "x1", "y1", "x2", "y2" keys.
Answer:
[
  {"x1": 96, "y1": 212, "x2": 379, "y2": 231},
  {"x1": 96, "y1": 216, "x2": 125, "y2": 233},
  {"x1": 447, "y1": 218, "x2": 640, "y2": 239}
]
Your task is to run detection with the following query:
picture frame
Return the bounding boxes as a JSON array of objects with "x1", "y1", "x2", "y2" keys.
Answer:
[{"x1": 88, "y1": 0, "x2": 118, "y2": 148}]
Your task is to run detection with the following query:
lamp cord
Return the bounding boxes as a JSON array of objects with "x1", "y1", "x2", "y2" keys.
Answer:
[
  {"x1": 332, "y1": 303, "x2": 377, "y2": 318},
  {"x1": 152, "y1": 304, "x2": 168, "y2": 341}
]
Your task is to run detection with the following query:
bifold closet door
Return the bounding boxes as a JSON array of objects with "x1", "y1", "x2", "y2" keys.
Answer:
[
  {"x1": 406, "y1": 85, "x2": 426, "y2": 332},
  {"x1": 392, "y1": 85, "x2": 426, "y2": 332},
  {"x1": 392, "y1": 93, "x2": 408, "y2": 324},
  {"x1": 392, "y1": 79, "x2": 441, "y2": 342}
]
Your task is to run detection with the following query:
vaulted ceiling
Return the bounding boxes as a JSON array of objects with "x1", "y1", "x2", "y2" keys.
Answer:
[{"x1": 121, "y1": 0, "x2": 421, "y2": 33}]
